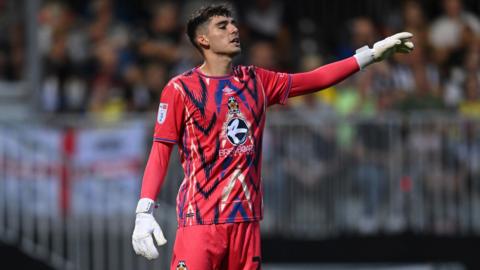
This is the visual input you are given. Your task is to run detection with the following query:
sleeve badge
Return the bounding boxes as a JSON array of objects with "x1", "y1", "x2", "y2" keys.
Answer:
[{"x1": 157, "y1": 103, "x2": 168, "y2": 124}]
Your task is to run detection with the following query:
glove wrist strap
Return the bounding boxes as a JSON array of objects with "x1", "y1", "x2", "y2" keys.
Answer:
[
  {"x1": 354, "y1": 45, "x2": 375, "y2": 69},
  {"x1": 136, "y1": 198, "x2": 155, "y2": 214}
]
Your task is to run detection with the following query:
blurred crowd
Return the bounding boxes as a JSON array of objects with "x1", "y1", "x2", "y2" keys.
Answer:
[
  {"x1": 287, "y1": 0, "x2": 480, "y2": 119},
  {"x1": 0, "y1": 0, "x2": 479, "y2": 117}
]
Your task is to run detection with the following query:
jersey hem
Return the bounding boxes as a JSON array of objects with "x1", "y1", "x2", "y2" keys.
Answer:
[{"x1": 177, "y1": 216, "x2": 263, "y2": 227}]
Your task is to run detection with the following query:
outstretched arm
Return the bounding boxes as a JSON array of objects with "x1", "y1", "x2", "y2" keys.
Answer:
[
  {"x1": 289, "y1": 32, "x2": 414, "y2": 97},
  {"x1": 289, "y1": 56, "x2": 359, "y2": 97}
]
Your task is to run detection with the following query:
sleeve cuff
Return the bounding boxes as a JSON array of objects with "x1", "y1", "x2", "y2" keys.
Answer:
[{"x1": 153, "y1": 137, "x2": 177, "y2": 144}]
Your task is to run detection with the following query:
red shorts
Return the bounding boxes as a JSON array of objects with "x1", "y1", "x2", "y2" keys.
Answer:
[{"x1": 170, "y1": 221, "x2": 261, "y2": 270}]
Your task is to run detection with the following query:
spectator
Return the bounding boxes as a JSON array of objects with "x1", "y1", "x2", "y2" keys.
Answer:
[
  {"x1": 429, "y1": 0, "x2": 480, "y2": 67},
  {"x1": 41, "y1": 30, "x2": 75, "y2": 112},
  {"x1": 342, "y1": 17, "x2": 397, "y2": 99},
  {"x1": 459, "y1": 74, "x2": 480, "y2": 118},
  {"x1": 337, "y1": 17, "x2": 377, "y2": 59},
  {"x1": 88, "y1": 39, "x2": 124, "y2": 114},
  {"x1": 0, "y1": 23, "x2": 24, "y2": 81},
  {"x1": 137, "y1": 2, "x2": 182, "y2": 66},
  {"x1": 248, "y1": 40, "x2": 278, "y2": 70},
  {"x1": 144, "y1": 61, "x2": 168, "y2": 110},
  {"x1": 239, "y1": 0, "x2": 292, "y2": 68},
  {"x1": 395, "y1": 0, "x2": 438, "y2": 91},
  {"x1": 0, "y1": 0, "x2": 23, "y2": 80},
  {"x1": 88, "y1": 0, "x2": 129, "y2": 47},
  {"x1": 122, "y1": 63, "x2": 150, "y2": 112},
  {"x1": 391, "y1": 1, "x2": 442, "y2": 108}
]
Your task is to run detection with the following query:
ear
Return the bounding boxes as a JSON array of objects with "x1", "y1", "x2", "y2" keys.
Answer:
[{"x1": 197, "y1": 34, "x2": 209, "y2": 48}]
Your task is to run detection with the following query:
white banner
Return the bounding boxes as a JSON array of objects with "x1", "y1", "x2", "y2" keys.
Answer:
[
  {"x1": 70, "y1": 120, "x2": 148, "y2": 216},
  {"x1": 0, "y1": 126, "x2": 62, "y2": 218}
]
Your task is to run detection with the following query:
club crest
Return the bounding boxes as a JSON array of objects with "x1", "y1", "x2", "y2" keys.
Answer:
[
  {"x1": 176, "y1": 261, "x2": 187, "y2": 270},
  {"x1": 228, "y1": 97, "x2": 240, "y2": 114}
]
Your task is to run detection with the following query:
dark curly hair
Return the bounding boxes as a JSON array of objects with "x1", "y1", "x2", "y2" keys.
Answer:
[{"x1": 186, "y1": 4, "x2": 233, "y2": 52}]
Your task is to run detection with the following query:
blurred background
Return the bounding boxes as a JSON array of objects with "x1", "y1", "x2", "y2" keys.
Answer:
[{"x1": 1, "y1": 0, "x2": 480, "y2": 269}]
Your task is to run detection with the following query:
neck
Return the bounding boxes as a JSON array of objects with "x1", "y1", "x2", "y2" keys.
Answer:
[{"x1": 198, "y1": 53, "x2": 234, "y2": 77}]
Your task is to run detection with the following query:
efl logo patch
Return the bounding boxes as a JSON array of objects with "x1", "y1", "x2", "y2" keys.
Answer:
[
  {"x1": 176, "y1": 260, "x2": 188, "y2": 270},
  {"x1": 157, "y1": 103, "x2": 168, "y2": 124}
]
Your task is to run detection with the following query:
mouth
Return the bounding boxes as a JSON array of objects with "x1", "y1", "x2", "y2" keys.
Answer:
[{"x1": 231, "y1": 37, "x2": 240, "y2": 46}]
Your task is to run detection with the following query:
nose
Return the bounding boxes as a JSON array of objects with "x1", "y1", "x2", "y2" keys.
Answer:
[{"x1": 229, "y1": 23, "x2": 239, "y2": 34}]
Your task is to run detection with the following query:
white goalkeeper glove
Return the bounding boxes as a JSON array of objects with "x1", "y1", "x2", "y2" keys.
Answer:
[
  {"x1": 132, "y1": 198, "x2": 167, "y2": 260},
  {"x1": 354, "y1": 32, "x2": 414, "y2": 69}
]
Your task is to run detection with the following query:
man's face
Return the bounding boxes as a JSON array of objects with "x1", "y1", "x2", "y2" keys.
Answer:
[
  {"x1": 444, "y1": 0, "x2": 462, "y2": 17},
  {"x1": 198, "y1": 15, "x2": 241, "y2": 56}
]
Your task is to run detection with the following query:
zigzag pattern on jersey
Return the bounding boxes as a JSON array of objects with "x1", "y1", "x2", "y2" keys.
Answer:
[
  {"x1": 215, "y1": 80, "x2": 224, "y2": 113},
  {"x1": 196, "y1": 136, "x2": 220, "y2": 181},
  {"x1": 180, "y1": 76, "x2": 217, "y2": 136},
  {"x1": 196, "y1": 155, "x2": 233, "y2": 199},
  {"x1": 192, "y1": 113, "x2": 217, "y2": 136},
  {"x1": 214, "y1": 202, "x2": 220, "y2": 224},
  {"x1": 177, "y1": 182, "x2": 188, "y2": 219},
  {"x1": 240, "y1": 68, "x2": 259, "y2": 105},
  {"x1": 240, "y1": 68, "x2": 263, "y2": 127},
  {"x1": 245, "y1": 155, "x2": 260, "y2": 194},
  {"x1": 196, "y1": 178, "x2": 220, "y2": 200},
  {"x1": 181, "y1": 130, "x2": 191, "y2": 177},
  {"x1": 245, "y1": 132, "x2": 262, "y2": 172},
  {"x1": 180, "y1": 76, "x2": 208, "y2": 116},
  {"x1": 249, "y1": 175, "x2": 260, "y2": 194},
  {"x1": 227, "y1": 196, "x2": 249, "y2": 223},
  {"x1": 254, "y1": 138, "x2": 262, "y2": 171},
  {"x1": 195, "y1": 201, "x2": 203, "y2": 225},
  {"x1": 248, "y1": 105, "x2": 263, "y2": 127}
]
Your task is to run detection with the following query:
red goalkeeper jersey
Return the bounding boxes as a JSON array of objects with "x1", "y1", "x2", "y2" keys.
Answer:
[{"x1": 153, "y1": 65, "x2": 291, "y2": 226}]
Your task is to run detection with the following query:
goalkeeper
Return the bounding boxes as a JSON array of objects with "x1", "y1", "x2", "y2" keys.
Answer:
[{"x1": 132, "y1": 3, "x2": 413, "y2": 270}]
